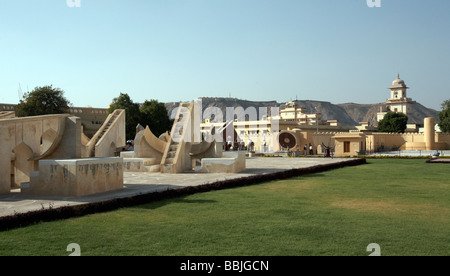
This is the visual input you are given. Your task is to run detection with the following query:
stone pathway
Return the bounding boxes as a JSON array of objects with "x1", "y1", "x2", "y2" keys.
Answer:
[{"x1": 0, "y1": 157, "x2": 357, "y2": 218}]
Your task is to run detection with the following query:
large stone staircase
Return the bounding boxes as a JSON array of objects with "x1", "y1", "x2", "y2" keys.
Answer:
[
  {"x1": 85, "y1": 109, "x2": 124, "y2": 157},
  {"x1": 160, "y1": 102, "x2": 194, "y2": 173}
]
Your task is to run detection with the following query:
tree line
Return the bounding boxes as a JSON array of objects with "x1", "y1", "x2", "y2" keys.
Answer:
[
  {"x1": 14, "y1": 85, "x2": 450, "y2": 136},
  {"x1": 16, "y1": 85, "x2": 173, "y2": 140}
]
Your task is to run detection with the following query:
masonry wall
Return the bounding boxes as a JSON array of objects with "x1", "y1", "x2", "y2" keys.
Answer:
[
  {"x1": 366, "y1": 132, "x2": 449, "y2": 151},
  {"x1": 26, "y1": 157, "x2": 123, "y2": 197},
  {"x1": 436, "y1": 133, "x2": 450, "y2": 148},
  {"x1": 1, "y1": 103, "x2": 109, "y2": 138},
  {"x1": 68, "y1": 107, "x2": 109, "y2": 138},
  {"x1": 0, "y1": 115, "x2": 81, "y2": 194}
]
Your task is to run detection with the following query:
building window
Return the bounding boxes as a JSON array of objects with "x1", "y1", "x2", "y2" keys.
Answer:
[{"x1": 344, "y1": 141, "x2": 351, "y2": 153}]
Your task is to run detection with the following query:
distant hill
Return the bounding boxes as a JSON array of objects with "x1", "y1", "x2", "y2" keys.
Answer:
[
  {"x1": 338, "y1": 101, "x2": 440, "y2": 126},
  {"x1": 165, "y1": 97, "x2": 440, "y2": 127}
]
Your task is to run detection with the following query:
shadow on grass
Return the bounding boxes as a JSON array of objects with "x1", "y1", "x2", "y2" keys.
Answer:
[
  {"x1": 282, "y1": 173, "x2": 327, "y2": 183},
  {"x1": 139, "y1": 198, "x2": 218, "y2": 210},
  {"x1": 299, "y1": 173, "x2": 327, "y2": 178}
]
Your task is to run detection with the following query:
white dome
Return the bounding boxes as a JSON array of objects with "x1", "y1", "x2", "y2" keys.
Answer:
[
  {"x1": 392, "y1": 78, "x2": 405, "y2": 86},
  {"x1": 390, "y1": 74, "x2": 408, "y2": 88}
]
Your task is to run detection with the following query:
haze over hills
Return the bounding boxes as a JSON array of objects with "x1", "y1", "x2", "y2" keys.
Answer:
[
  {"x1": 338, "y1": 101, "x2": 439, "y2": 126},
  {"x1": 165, "y1": 97, "x2": 440, "y2": 127}
]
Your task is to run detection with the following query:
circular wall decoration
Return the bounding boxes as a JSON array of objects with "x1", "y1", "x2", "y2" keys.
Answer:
[{"x1": 278, "y1": 132, "x2": 297, "y2": 149}]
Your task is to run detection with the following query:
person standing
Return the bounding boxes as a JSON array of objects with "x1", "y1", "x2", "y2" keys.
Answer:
[{"x1": 227, "y1": 140, "x2": 232, "y2": 151}]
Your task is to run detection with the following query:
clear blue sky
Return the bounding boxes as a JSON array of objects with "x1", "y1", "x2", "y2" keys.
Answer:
[{"x1": 1, "y1": 0, "x2": 449, "y2": 110}]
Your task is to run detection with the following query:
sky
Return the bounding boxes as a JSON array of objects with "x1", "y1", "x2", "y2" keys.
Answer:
[{"x1": 0, "y1": 0, "x2": 449, "y2": 110}]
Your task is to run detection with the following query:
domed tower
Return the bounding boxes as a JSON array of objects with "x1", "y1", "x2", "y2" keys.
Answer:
[
  {"x1": 386, "y1": 74, "x2": 412, "y2": 114},
  {"x1": 377, "y1": 74, "x2": 413, "y2": 122}
]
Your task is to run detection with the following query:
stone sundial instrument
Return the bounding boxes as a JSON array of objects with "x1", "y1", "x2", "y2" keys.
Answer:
[{"x1": 321, "y1": 142, "x2": 334, "y2": 157}]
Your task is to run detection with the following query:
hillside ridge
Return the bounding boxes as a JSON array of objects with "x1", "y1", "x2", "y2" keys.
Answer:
[{"x1": 165, "y1": 97, "x2": 439, "y2": 127}]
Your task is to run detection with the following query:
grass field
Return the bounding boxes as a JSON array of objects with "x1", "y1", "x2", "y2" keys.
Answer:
[{"x1": 0, "y1": 159, "x2": 449, "y2": 256}]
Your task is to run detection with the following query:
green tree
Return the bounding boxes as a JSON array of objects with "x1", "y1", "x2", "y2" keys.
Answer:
[
  {"x1": 140, "y1": 99, "x2": 173, "y2": 137},
  {"x1": 16, "y1": 85, "x2": 71, "y2": 117},
  {"x1": 108, "y1": 93, "x2": 173, "y2": 140},
  {"x1": 108, "y1": 93, "x2": 141, "y2": 140},
  {"x1": 377, "y1": 112, "x2": 408, "y2": 133},
  {"x1": 438, "y1": 99, "x2": 450, "y2": 133}
]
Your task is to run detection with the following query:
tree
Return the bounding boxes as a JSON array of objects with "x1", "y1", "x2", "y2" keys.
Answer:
[
  {"x1": 438, "y1": 99, "x2": 450, "y2": 133},
  {"x1": 377, "y1": 112, "x2": 408, "y2": 133},
  {"x1": 140, "y1": 99, "x2": 173, "y2": 137},
  {"x1": 108, "y1": 93, "x2": 141, "y2": 141},
  {"x1": 108, "y1": 93, "x2": 173, "y2": 140},
  {"x1": 16, "y1": 85, "x2": 71, "y2": 117}
]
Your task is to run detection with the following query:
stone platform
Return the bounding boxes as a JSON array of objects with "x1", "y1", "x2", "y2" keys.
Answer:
[
  {"x1": 426, "y1": 158, "x2": 450, "y2": 163},
  {"x1": 0, "y1": 157, "x2": 361, "y2": 218},
  {"x1": 23, "y1": 157, "x2": 123, "y2": 197}
]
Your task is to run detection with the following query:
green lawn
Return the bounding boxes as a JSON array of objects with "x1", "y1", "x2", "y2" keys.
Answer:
[{"x1": 0, "y1": 159, "x2": 449, "y2": 256}]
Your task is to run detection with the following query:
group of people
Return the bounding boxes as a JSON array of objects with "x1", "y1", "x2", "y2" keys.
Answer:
[
  {"x1": 225, "y1": 139, "x2": 255, "y2": 152},
  {"x1": 303, "y1": 144, "x2": 315, "y2": 155},
  {"x1": 282, "y1": 144, "x2": 315, "y2": 155}
]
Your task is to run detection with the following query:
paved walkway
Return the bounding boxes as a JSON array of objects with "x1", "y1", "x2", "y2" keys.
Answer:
[{"x1": 0, "y1": 157, "x2": 357, "y2": 218}]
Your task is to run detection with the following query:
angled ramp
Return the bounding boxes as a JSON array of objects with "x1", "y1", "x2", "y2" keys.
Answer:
[
  {"x1": 85, "y1": 109, "x2": 125, "y2": 157},
  {"x1": 160, "y1": 102, "x2": 194, "y2": 173}
]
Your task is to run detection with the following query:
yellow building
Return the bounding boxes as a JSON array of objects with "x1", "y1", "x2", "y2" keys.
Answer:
[
  {"x1": 201, "y1": 102, "x2": 450, "y2": 156},
  {"x1": 201, "y1": 101, "x2": 352, "y2": 153},
  {"x1": 271, "y1": 101, "x2": 322, "y2": 125}
]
